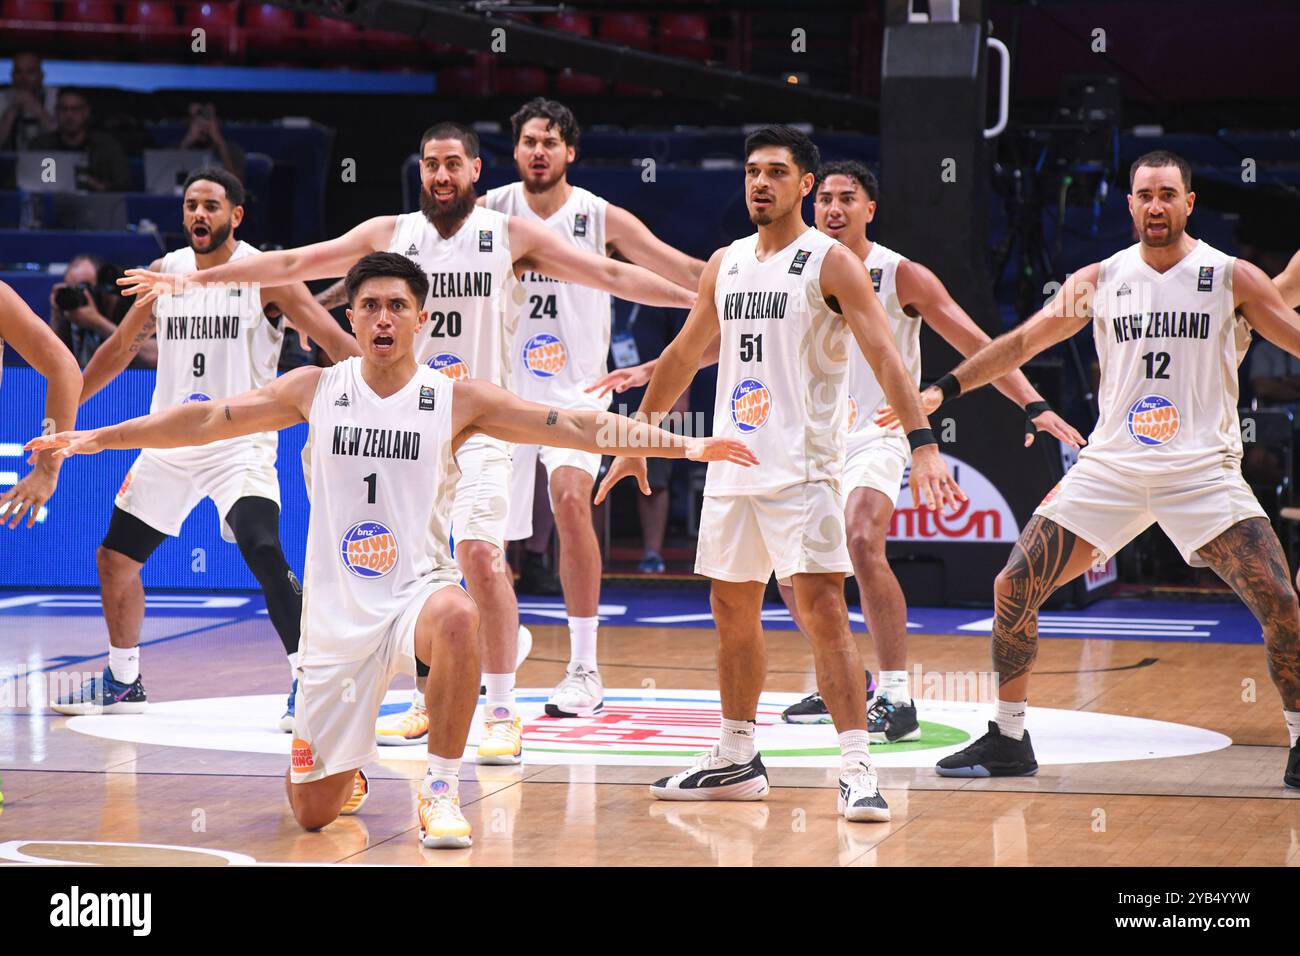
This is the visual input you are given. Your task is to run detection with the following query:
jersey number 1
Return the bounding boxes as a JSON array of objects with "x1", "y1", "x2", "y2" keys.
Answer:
[{"x1": 363, "y1": 473, "x2": 377, "y2": 504}]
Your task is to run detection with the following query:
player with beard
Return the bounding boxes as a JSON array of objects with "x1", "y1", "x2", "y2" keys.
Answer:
[
  {"x1": 597, "y1": 126, "x2": 964, "y2": 821},
  {"x1": 0, "y1": 282, "x2": 81, "y2": 529},
  {"x1": 593, "y1": 160, "x2": 1084, "y2": 740},
  {"x1": 53, "y1": 168, "x2": 361, "y2": 738},
  {"x1": 32, "y1": 251, "x2": 755, "y2": 845},
  {"x1": 120, "y1": 125, "x2": 695, "y2": 767},
  {"x1": 480, "y1": 98, "x2": 706, "y2": 719},
  {"x1": 924, "y1": 151, "x2": 1300, "y2": 788}
]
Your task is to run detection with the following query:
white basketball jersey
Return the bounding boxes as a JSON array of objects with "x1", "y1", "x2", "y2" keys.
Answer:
[
  {"x1": 152, "y1": 242, "x2": 283, "y2": 457},
  {"x1": 483, "y1": 182, "x2": 612, "y2": 411},
  {"x1": 845, "y1": 242, "x2": 921, "y2": 447},
  {"x1": 1083, "y1": 239, "x2": 1244, "y2": 474},
  {"x1": 707, "y1": 227, "x2": 847, "y2": 496},
  {"x1": 388, "y1": 206, "x2": 521, "y2": 390},
  {"x1": 298, "y1": 359, "x2": 459, "y2": 666}
]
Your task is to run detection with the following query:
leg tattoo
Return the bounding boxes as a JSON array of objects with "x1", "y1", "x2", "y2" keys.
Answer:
[
  {"x1": 1197, "y1": 517, "x2": 1300, "y2": 711},
  {"x1": 993, "y1": 516, "x2": 1079, "y2": 687}
]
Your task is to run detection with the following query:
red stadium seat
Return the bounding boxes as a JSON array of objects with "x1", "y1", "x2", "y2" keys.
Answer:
[
  {"x1": 542, "y1": 12, "x2": 593, "y2": 38},
  {"x1": 438, "y1": 60, "x2": 490, "y2": 97},
  {"x1": 303, "y1": 13, "x2": 361, "y2": 55},
  {"x1": 657, "y1": 12, "x2": 711, "y2": 61},
  {"x1": 123, "y1": 0, "x2": 179, "y2": 53},
  {"x1": 365, "y1": 27, "x2": 421, "y2": 57},
  {"x1": 554, "y1": 68, "x2": 605, "y2": 96},
  {"x1": 598, "y1": 13, "x2": 652, "y2": 49},
  {"x1": 244, "y1": 3, "x2": 299, "y2": 56},
  {"x1": 61, "y1": 0, "x2": 118, "y2": 53},
  {"x1": 1, "y1": 0, "x2": 54, "y2": 20},
  {"x1": 496, "y1": 66, "x2": 549, "y2": 97},
  {"x1": 185, "y1": 0, "x2": 238, "y2": 55}
]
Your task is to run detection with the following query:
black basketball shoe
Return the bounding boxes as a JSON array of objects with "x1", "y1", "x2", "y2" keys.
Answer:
[
  {"x1": 782, "y1": 670, "x2": 875, "y2": 724},
  {"x1": 1285, "y1": 741, "x2": 1300, "y2": 790},
  {"x1": 867, "y1": 695, "x2": 921, "y2": 743},
  {"x1": 650, "y1": 746, "x2": 770, "y2": 801},
  {"x1": 935, "y1": 721, "x2": 1039, "y2": 777}
]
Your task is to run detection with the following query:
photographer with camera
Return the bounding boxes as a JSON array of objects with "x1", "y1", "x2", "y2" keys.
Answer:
[
  {"x1": 50, "y1": 255, "x2": 155, "y2": 369},
  {"x1": 179, "y1": 102, "x2": 246, "y2": 184}
]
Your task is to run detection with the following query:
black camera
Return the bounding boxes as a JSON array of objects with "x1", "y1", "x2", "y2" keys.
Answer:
[{"x1": 54, "y1": 282, "x2": 96, "y2": 312}]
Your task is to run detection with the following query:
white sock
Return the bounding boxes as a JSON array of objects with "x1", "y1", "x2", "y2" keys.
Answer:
[
  {"x1": 996, "y1": 699, "x2": 1027, "y2": 740},
  {"x1": 286, "y1": 651, "x2": 300, "y2": 675},
  {"x1": 410, "y1": 687, "x2": 427, "y2": 711},
  {"x1": 878, "y1": 670, "x2": 910, "y2": 704},
  {"x1": 108, "y1": 646, "x2": 139, "y2": 684},
  {"x1": 1285, "y1": 710, "x2": 1300, "y2": 748},
  {"x1": 483, "y1": 672, "x2": 516, "y2": 719},
  {"x1": 568, "y1": 616, "x2": 598, "y2": 669},
  {"x1": 718, "y1": 718, "x2": 757, "y2": 764},
  {"x1": 838, "y1": 729, "x2": 872, "y2": 767},
  {"x1": 422, "y1": 753, "x2": 461, "y2": 798}
]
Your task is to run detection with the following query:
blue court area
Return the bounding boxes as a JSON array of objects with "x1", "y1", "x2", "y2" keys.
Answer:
[{"x1": 0, "y1": 586, "x2": 1263, "y2": 648}]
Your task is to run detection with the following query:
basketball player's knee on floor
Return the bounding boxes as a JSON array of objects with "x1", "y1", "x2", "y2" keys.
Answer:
[{"x1": 291, "y1": 780, "x2": 351, "y2": 831}]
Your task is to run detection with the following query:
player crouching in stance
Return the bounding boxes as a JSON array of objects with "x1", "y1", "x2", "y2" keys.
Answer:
[{"x1": 29, "y1": 252, "x2": 756, "y2": 847}]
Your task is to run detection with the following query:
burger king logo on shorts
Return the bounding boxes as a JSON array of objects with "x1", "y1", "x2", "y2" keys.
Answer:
[
  {"x1": 117, "y1": 471, "x2": 134, "y2": 498},
  {"x1": 522, "y1": 333, "x2": 567, "y2": 378},
  {"x1": 184, "y1": 392, "x2": 212, "y2": 403},
  {"x1": 847, "y1": 394, "x2": 859, "y2": 431},
  {"x1": 428, "y1": 352, "x2": 470, "y2": 382},
  {"x1": 339, "y1": 520, "x2": 399, "y2": 578},
  {"x1": 1126, "y1": 394, "x2": 1180, "y2": 446},
  {"x1": 291, "y1": 737, "x2": 315, "y2": 773},
  {"x1": 730, "y1": 378, "x2": 771, "y2": 433}
]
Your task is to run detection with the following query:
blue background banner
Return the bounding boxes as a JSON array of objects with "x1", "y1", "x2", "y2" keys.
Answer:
[{"x1": 0, "y1": 367, "x2": 308, "y2": 589}]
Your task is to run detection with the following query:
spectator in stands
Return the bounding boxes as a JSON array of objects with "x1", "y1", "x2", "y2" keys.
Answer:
[
  {"x1": 49, "y1": 255, "x2": 154, "y2": 369},
  {"x1": 29, "y1": 88, "x2": 131, "y2": 192},
  {"x1": 179, "y1": 102, "x2": 246, "y2": 183},
  {"x1": 0, "y1": 52, "x2": 57, "y2": 151}
]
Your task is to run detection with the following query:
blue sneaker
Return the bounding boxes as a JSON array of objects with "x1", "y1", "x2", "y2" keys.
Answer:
[
  {"x1": 50, "y1": 667, "x2": 147, "y2": 716},
  {"x1": 638, "y1": 551, "x2": 666, "y2": 574},
  {"x1": 279, "y1": 678, "x2": 298, "y2": 733}
]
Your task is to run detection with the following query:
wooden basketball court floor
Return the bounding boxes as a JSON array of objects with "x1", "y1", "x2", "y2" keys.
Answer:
[{"x1": 2, "y1": 602, "x2": 1298, "y2": 867}]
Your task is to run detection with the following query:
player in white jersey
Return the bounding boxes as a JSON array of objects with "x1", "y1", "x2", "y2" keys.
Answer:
[
  {"x1": 0, "y1": 281, "x2": 81, "y2": 528},
  {"x1": 483, "y1": 98, "x2": 706, "y2": 719},
  {"x1": 119, "y1": 124, "x2": 695, "y2": 766},
  {"x1": 924, "y1": 151, "x2": 1300, "y2": 789},
  {"x1": 598, "y1": 126, "x2": 964, "y2": 821},
  {"x1": 53, "y1": 169, "x2": 360, "y2": 729},
  {"x1": 594, "y1": 160, "x2": 1084, "y2": 741},
  {"x1": 33, "y1": 251, "x2": 754, "y2": 845}
]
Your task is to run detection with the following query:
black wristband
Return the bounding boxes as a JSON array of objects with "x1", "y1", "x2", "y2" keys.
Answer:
[
  {"x1": 907, "y1": 427, "x2": 937, "y2": 451},
  {"x1": 934, "y1": 373, "x2": 961, "y2": 402},
  {"x1": 1024, "y1": 400, "x2": 1052, "y2": 419}
]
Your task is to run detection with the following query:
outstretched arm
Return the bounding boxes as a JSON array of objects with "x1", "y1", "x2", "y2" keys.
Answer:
[
  {"x1": 900, "y1": 260, "x2": 1085, "y2": 449},
  {"x1": 118, "y1": 217, "x2": 395, "y2": 304},
  {"x1": 935, "y1": 263, "x2": 1099, "y2": 401},
  {"x1": 264, "y1": 282, "x2": 361, "y2": 363},
  {"x1": 605, "y1": 204, "x2": 706, "y2": 292},
  {"x1": 451, "y1": 379, "x2": 755, "y2": 466},
  {"x1": 29, "y1": 366, "x2": 321, "y2": 459},
  {"x1": 82, "y1": 273, "x2": 162, "y2": 403},
  {"x1": 0, "y1": 281, "x2": 82, "y2": 527},
  {"x1": 1239, "y1": 258, "x2": 1300, "y2": 356},
  {"x1": 509, "y1": 216, "x2": 696, "y2": 310},
  {"x1": 586, "y1": 337, "x2": 720, "y2": 398}
]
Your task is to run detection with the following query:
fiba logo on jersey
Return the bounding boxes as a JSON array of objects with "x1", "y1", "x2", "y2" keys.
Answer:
[
  {"x1": 522, "y1": 333, "x2": 567, "y2": 378},
  {"x1": 1126, "y1": 395, "x2": 1180, "y2": 446},
  {"x1": 730, "y1": 378, "x2": 771, "y2": 433},
  {"x1": 428, "y1": 352, "x2": 470, "y2": 382},
  {"x1": 339, "y1": 520, "x2": 398, "y2": 578},
  {"x1": 184, "y1": 392, "x2": 212, "y2": 403},
  {"x1": 847, "y1": 394, "x2": 859, "y2": 430}
]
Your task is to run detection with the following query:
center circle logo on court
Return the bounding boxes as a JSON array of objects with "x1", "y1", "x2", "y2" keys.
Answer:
[
  {"x1": 184, "y1": 392, "x2": 212, "y2": 403},
  {"x1": 730, "y1": 378, "x2": 771, "y2": 433},
  {"x1": 1127, "y1": 394, "x2": 1180, "y2": 446},
  {"x1": 522, "y1": 333, "x2": 567, "y2": 378},
  {"x1": 339, "y1": 520, "x2": 398, "y2": 578},
  {"x1": 428, "y1": 352, "x2": 470, "y2": 382}
]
